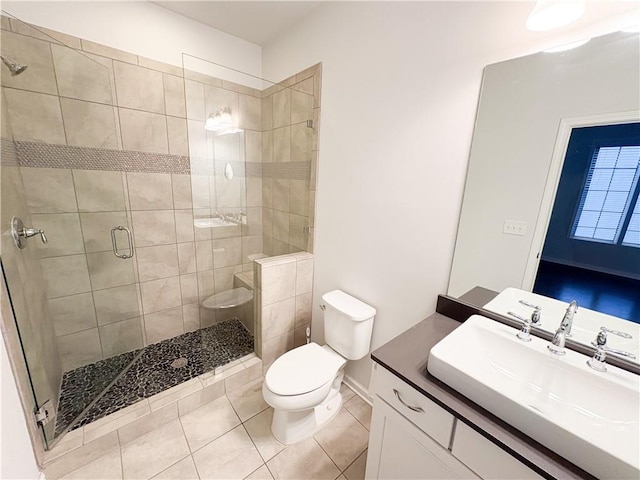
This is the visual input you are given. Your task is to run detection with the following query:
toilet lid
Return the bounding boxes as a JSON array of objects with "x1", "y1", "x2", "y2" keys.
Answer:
[{"x1": 265, "y1": 343, "x2": 345, "y2": 396}]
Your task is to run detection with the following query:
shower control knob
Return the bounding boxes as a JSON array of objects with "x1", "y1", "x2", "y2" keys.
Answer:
[{"x1": 11, "y1": 216, "x2": 47, "y2": 249}]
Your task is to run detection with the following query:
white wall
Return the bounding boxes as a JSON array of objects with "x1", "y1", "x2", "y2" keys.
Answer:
[
  {"x1": 261, "y1": 1, "x2": 639, "y2": 389},
  {"x1": 1, "y1": 1, "x2": 262, "y2": 78},
  {"x1": 1, "y1": 334, "x2": 41, "y2": 479}
]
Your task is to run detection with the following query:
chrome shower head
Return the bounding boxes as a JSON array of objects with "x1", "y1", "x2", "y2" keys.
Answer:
[{"x1": 1, "y1": 55, "x2": 28, "y2": 76}]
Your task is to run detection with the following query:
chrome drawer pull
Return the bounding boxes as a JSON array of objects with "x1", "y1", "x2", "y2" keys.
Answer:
[{"x1": 393, "y1": 388, "x2": 424, "y2": 413}]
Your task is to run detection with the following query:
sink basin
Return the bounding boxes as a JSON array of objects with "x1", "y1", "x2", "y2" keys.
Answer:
[
  {"x1": 428, "y1": 315, "x2": 640, "y2": 479},
  {"x1": 484, "y1": 287, "x2": 640, "y2": 362}
]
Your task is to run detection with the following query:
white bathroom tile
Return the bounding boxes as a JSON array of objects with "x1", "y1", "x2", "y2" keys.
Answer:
[
  {"x1": 120, "y1": 420, "x2": 190, "y2": 480},
  {"x1": 266, "y1": 437, "x2": 340, "y2": 480},
  {"x1": 295, "y1": 292, "x2": 312, "y2": 328},
  {"x1": 86, "y1": 251, "x2": 136, "y2": 290},
  {"x1": 313, "y1": 408, "x2": 368, "y2": 471},
  {"x1": 43, "y1": 433, "x2": 120, "y2": 480},
  {"x1": 243, "y1": 408, "x2": 285, "y2": 463},
  {"x1": 344, "y1": 450, "x2": 367, "y2": 480},
  {"x1": 73, "y1": 170, "x2": 125, "y2": 213},
  {"x1": 57, "y1": 328, "x2": 103, "y2": 372},
  {"x1": 191, "y1": 425, "x2": 263, "y2": 480},
  {"x1": 114, "y1": 61, "x2": 165, "y2": 114},
  {"x1": 51, "y1": 43, "x2": 113, "y2": 104},
  {"x1": 163, "y1": 73, "x2": 187, "y2": 118},
  {"x1": 180, "y1": 396, "x2": 241, "y2": 451},
  {"x1": 244, "y1": 465, "x2": 274, "y2": 480},
  {"x1": 144, "y1": 307, "x2": 184, "y2": 344},
  {"x1": 127, "y1": 172, "x2": 173, "y2": 210},
  {"x1": 152, "y1": 456, "x2": 198, "y2": 480},
  {"x1": 180, "y1": 273, "x2": 199, "y2": 305},
  {"x1": 93, "y1": 284, "x2": 141, "y2": 325},
  {"x1": 196, "y1": 240, "x2": 214, "y2": 271},
  {"x1": 175, "y1": 210, "x2": 195, "y2": 243},
  {"x1": 177, "y1": 379, "x2": 226, "y2": 416},
  {"x1": 98, "y1": 317, "x2": 143, "y2": 358},
  {"x1": 140, "y1": 276, "x2": 182, "y2": 313},
  {"x1": 40, "y1": 255, "x2": 91, "y2": 298},
  {"x1": 3, "y1": 88, "x2": 66, "y2": 144},
  {"x1": 262, "y1": 298, "x2": 295, "y2": 341},
  {"x1": 82, "y1": 401, "x2": 150, "y2": 444},
  {"x1": 225, "y1": 362, "x2": 262, "y2": 392},
  {"x1": 117, "y1": 403, "x2": 178, "y2": 445},
  {"x1": 20, "y1": 167, "x2": 77, "y2": 214},
  {"x1": 131, "y1": 210, "x2": 177, "y2": 247},
  {"x1": 119, "y1": 108, "x2": 169, "y2": 154},
  {"x1": 182, "y1": 304, "x2": 200, "y2": 333},
  {"x1": 177, "y1": 242, "x2": 197, "y2": 275},
  {"x1": 80, "y1": 212, "x2": 129, "y2": 253},
  {"x1": 261, "y1": 261, "x2": 296, "y2": 306},
  {"x1": 226, "y1": 377, "x2": 268, "y2": 422},
  {"x1": 172, "y1": 174, "x2": 193, "y2": 209},
  {"x1": 149, "y1": 378, "x2": 203, "y2": 413},
  {"x1": 136, "y1": 244, "x2": 179, "y2": 282},
  {"x1": 48, "y1": 292, "x2": 97, "y2": 336},
  {"x1": 31, "y1": 213, "x2": 84, "y2": 257},
  {"x1": 60, "y1": 98, "x2": 119, "y2": 149},
  {"x1": 344, "y1": 395, "x2": 372, "y2": 431}
]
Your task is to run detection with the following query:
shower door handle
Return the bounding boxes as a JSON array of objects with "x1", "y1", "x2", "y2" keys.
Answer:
[{"x1": 111, "y1": 226, "x2": 134, "y2": 259}]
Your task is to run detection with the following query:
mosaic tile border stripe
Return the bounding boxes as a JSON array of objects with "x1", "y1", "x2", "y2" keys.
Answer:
[
  {"x1": 15, "y1": 141, "x2": 191, "y2": 174},
  {"x1": 1, "y1": 137, "x2": 19, "y2": 166},
  {"x1": 262, "y1": 162, "x2": 311, "y2": 180}
]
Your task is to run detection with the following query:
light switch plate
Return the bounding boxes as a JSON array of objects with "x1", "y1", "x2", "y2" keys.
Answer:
[{"x1": 503, "y1": 220, "x2": 527, "y2": 236}]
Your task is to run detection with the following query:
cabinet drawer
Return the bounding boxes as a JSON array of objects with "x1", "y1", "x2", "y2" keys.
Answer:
[
  {"x1": 452, "y1": 422, "x2": 544, "y2": 480},
  {"x1": 373, "y1": 364, "x2": 454, "y2": 448}
]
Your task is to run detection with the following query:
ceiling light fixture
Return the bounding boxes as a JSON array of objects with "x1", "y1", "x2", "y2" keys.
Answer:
[
  {"x1": 205, "y1": 107, "x2": 234, "y2": 131},
  {"x1": 526, "y1": 0, "x2": 586, "y2": 31}
]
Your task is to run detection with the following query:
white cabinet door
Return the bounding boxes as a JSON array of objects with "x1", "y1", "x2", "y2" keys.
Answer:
[
  {"x1": 452, "y1": 422, "x2": 544, "y2": 480},
  {"x1": 366, "y1": 398, "x2": 478, "y2": 480}
]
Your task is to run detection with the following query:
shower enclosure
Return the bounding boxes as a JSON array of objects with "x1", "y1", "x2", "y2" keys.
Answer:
[{"x1": 0, "y1": 12, "x2": 319, "y2": 451}]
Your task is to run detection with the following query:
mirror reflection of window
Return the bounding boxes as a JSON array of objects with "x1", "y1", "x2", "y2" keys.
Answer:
[{"x1": 534, "y1": 122, "x2": 640, "y2": 322}]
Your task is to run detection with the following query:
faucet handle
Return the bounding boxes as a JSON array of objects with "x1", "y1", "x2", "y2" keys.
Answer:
[
  {"x1": 600, "y1": 326, "x2": 632, "y2": 339},
  {"x1": 518, "y1": 299, "x2": 542, "y2": 311},
  {"x1": 516, "y1": 314, "x2": 532, "y2": 342},
  {"x1": 587, "y1": 331, "x2": 608, "y2": 372},
  {"x1": 588, "y1": 331, "x2": 636, "y2": 372},
  {"x1": 530, "y1": 308, "x2": 541, "y2": 325}
]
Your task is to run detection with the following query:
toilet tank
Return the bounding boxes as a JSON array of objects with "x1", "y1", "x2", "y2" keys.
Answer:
[{"x1": 322, "y1": 290, "x2": 376, "y2": 360}]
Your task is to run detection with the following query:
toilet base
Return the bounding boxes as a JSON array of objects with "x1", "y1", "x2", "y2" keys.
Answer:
[{"x1": 271, "y1": 389, "x2": 343, "y2": 445}]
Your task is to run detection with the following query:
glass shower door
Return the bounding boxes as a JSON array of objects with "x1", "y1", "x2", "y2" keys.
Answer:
[{"x1": 0, "y1": 13, "x2": 142, "y2": 447}]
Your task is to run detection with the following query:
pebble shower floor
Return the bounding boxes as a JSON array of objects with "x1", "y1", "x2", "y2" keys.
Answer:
[{"x1": 54, "y1": 318, "x2": 254, "y2": 437}]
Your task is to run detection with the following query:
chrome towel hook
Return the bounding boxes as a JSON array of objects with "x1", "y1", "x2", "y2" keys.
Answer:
[{"x1": 11, "y1": 216, "x2": 47, "y2": 249}]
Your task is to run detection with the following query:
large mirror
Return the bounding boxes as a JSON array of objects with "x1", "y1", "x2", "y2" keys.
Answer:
[{"x1": 448, "y1": 30, "x2": 640, "y2": 362}]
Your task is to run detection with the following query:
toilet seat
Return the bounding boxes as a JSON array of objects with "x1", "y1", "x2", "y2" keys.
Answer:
[{"x1": 265, "y1": 343, "x2": 346, "y2": 396}]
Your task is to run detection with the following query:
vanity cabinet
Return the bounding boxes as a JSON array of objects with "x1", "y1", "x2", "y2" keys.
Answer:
[{"x1": 366, "y1": 363, "x2": 544, "y2": 480}]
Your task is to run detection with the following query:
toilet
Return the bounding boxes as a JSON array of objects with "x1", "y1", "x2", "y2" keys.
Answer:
[{"x1": 262, "y1": 289, "x2": 376, "y2": 444}]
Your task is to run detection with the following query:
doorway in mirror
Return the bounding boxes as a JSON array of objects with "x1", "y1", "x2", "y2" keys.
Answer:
[{"x1": 533, "y1": 122, "x2": 640, "y2": 323}]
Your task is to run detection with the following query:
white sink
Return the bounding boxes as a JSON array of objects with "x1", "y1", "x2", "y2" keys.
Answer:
[
  {"x1": 484, "y1": 287, "x2": 640, "y2": 362},
  {"x1": 428, "y1": 315, "x2": 640, "y2": 479}
]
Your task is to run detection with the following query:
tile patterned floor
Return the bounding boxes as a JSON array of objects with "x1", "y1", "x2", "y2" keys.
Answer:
[
  {"x1": 50, "y1": 381, "x2": 371, "y2": 480},
  {"x1": 56, "y1": 319, "x2": 254, "y2": 437}
]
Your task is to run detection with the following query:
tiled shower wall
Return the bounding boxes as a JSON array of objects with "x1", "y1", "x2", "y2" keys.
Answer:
[
  {"x1": 0, "y1": 19, "x2": 259, "y2": 372},
  {"x1": 254, "y1": 252, "x2": 314, "y2": 369},
  {"x1": 261, "y1": 68, "x2": 320, "y2": 256},
  {"x1": 1, "y1": 16, "x2": 321, "y2": 375}
]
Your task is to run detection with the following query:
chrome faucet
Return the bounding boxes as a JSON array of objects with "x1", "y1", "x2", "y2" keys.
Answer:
[
  {"x1": 562, "y1": 300, "x2": 578, "y2": 337},
  {"x1": 547, "y1": 300, "x2": 578, "y2": 355}
]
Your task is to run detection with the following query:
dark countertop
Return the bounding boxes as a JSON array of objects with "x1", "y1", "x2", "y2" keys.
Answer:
[{"x1": 371, "y1": 312, "x2": 594, "y2": 480}]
